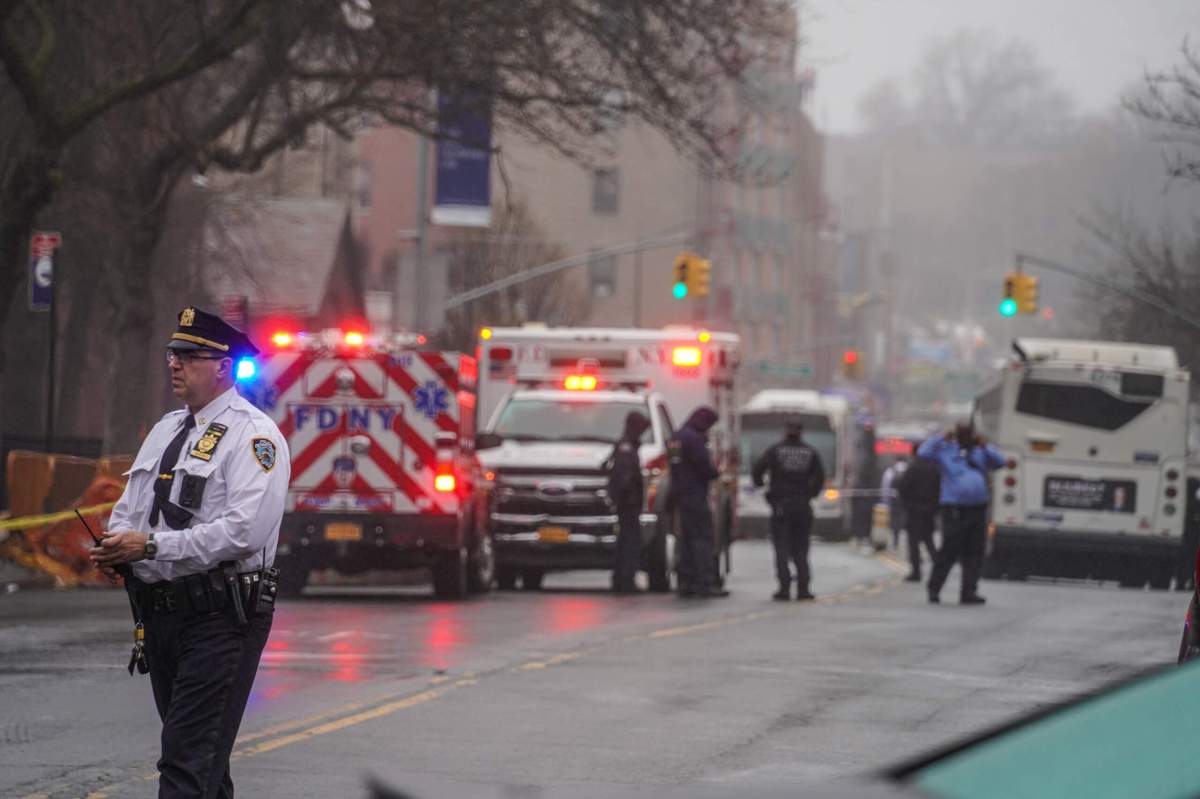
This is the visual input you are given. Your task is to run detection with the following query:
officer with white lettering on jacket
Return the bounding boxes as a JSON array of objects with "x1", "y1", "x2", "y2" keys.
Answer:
[{"x1": 91, "y1": 306, "x2": 290, "y2": 799}]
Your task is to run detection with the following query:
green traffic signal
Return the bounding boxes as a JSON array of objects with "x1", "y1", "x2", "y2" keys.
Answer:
[
  {"x1": 998, "y1": 298, "x2": 1018, "y2": 317},
  {"x1": 673, "y1": 281, "x2": 688, "y2": 299}
]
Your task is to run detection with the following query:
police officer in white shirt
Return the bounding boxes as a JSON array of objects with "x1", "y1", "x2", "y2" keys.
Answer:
[{"x1": 91, "y1": 306, "x2": 290, "y2": 799}]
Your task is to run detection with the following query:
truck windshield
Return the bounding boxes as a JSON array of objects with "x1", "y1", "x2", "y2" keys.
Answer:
[
  {"x1": 739, "y1": 413, "x2": 837, "y2": 476},
  {"x1": 492, "y1": 399, "x2": 651, "y2": 443}
]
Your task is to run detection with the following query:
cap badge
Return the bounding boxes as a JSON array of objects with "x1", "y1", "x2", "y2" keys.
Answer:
[{"x1": 180, "y1": 307, "x2": 196, "y2": 327}]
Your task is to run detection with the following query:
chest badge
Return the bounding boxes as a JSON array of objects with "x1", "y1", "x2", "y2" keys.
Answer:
[
  {"x1": 253, "y1": 438, "x2": 277, "y2": 472},
  {"x1": 189, "y1": 422, "x2": 228, "y2": 461}
]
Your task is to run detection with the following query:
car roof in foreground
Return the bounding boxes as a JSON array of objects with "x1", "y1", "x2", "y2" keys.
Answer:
[{"x1": 889, "y1": 661, "x2": 1200, "y2": 799}]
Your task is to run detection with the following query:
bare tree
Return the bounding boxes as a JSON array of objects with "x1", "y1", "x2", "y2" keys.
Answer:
[
  {"x1": 438, "y1": 201, "x2": 585, "y2": 353},
  {"x1": 1, "y1": 0, "x2": 790, "y2": 339},
  {"x1": 1080, "y1": 211, "x2": 1200, "y2": 371},
  {"x1": 1128, "y1": 39, "x2": 1200, "y2": 184}
]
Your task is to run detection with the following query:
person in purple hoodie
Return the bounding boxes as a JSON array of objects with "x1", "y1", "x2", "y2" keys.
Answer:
[{"x1": 670, "y1": 407, "x2": 728, "y2": 598}]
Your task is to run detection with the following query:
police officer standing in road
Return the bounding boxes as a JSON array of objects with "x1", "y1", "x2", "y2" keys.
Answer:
[
  {"x1": 753, "y1": 419, "x2": 826, "y2": 601},
  {"x1": 607, "y1": 411, "x2": 652, "y2": 594},
  {"x1": 895, "y1": 442, "x2": 941, "y2": 583},
  {"x1": 91, "y1": 307, "x2": 290, "y2": 799},
  {"x1": 671, "y1": 406, "x2": 728, "y2": 598}
]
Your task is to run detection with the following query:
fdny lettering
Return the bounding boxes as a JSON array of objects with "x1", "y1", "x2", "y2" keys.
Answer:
[{"x1": 293, "y1": 405, "x2": 399, "y2": 432}]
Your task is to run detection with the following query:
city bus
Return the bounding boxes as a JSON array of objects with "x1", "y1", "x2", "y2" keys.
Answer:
[
  {"x1": 974, "y1": 338, "x2": 1193, "y2": 588},
  {"x1": 738, "y1": 390, "x2": 856, "y2": 540}
]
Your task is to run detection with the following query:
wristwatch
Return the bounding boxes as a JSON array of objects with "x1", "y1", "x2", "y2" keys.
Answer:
[{"x1": 143, "y1": 532, "x2": 158, "y2": 560}]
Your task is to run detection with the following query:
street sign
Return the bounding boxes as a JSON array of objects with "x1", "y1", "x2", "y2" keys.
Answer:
[
  {"x1": 28, "y1": 231, "x2": 61, "y2": 312},
  {"x1": 755, "y1": 360, "x2": 813, "y2": 378}
]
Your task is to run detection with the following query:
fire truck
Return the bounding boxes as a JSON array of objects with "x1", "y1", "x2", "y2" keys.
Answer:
[
  {"x1": 474, "y1": 325, "x2": 741, "y2": 590},
  {"x1": 239, "y1": 328, "x2": 491, "y2": 599}
]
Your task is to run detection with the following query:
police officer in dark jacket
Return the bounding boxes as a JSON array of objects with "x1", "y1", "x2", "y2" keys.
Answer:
[
  {"x1": 895, "y1": 447, "x2": 941, "y2": 582},
  {"x1": 752, "y1": 419, "x2": 826, "y2": 600},
  {"x1": 607, "y1": 411, "x2": 652, "y2": 594},
  {"x1": 671, "y1": 407, "x2": 727, "y2": 598}
]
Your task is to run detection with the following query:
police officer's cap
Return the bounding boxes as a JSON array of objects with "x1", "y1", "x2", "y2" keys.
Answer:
[{"x1": 166, "y1": 307, "x2": 259, "y2": 358}]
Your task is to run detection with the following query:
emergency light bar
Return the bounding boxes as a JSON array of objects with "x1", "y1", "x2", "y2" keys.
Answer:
[{"x1": 434, "y1": 473, "x2": 457, "y2": 493}]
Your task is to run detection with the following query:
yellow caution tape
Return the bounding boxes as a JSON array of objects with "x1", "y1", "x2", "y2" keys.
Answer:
[{"x1": 0, "y1": 501, "x2": 117, "y2": 532}]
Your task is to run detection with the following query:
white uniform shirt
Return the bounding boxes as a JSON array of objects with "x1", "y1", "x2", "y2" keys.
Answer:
[{"x1": 109, "y1": 386, "x2": 291, "y2": 582}]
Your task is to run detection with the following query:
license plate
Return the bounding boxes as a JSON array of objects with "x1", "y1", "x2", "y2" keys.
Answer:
[
  {"x1": 325, "y1": 522, "x2": 363, "y2": 541},
  {"x1": 537, "y1": 526, "x2": 570, "y2": 544}
]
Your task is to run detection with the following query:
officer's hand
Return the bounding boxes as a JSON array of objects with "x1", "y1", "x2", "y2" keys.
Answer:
[
  {"x1": 90, "y1": 531, "x2": 148, "y2": 566},
  {"x1": 96, "y1": 563, "x2": 121, "y2": 583}
]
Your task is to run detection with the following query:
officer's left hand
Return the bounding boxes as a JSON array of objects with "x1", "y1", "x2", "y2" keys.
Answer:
[{"x1": 90, "y1": 531, "x2": 149, "y2": 566}]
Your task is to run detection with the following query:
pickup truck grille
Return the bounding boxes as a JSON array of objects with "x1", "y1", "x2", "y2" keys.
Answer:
[{"x1": 492, "y1": 472, "x2": 611, "y2": 517}]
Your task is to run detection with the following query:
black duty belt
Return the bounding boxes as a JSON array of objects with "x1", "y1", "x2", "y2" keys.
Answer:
[{"x1": 132, "y1": 564, "x2": 264, "y2": 620}]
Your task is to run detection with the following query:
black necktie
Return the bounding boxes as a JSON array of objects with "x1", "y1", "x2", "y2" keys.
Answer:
[{"x1": 149, "y1": 414, "x2": 196, "y2": 529}]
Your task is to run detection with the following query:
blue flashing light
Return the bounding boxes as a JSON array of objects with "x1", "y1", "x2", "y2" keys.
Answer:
[
  {"x1": 236, "y1": 358, "x2": 257, "y2": 381},
  {"x1": 672, "y1": 281, "x2": 688, "y2": 299}
]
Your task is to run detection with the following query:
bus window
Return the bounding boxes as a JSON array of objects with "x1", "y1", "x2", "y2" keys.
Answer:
[
  {"x1": 1120, "y1": 372, "x2": 1164, "y2": 398},
  {"x1": 975, "y1": 384, "x2": 1003, "y2": 438},
  {"x1": 1015, "y1": 381, "x2": 1153, "y2": 431}
]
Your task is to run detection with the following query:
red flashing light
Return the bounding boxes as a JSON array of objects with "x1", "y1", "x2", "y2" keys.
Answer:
[
  {"x1": 842, "y1": 350, "x2": 859, "y2": 365},
  {"x1": 564, "y1": 374, "x2": 598, "y2": 391},
  {"x1": 417, "y1": 335, "x2": 427, "y2": 345},
  {"x1": 271, "y1": 331, "x2": 293, "y2": 348},
  {"x1": 434, "y1": 473, "x2": 457, "y2": 493},
  {"x1": 344, "y1": 331, "x2": 365, "y2": 347},
  {"x1": 672, "y1": 346, "x2": 703, "y2": 367}
]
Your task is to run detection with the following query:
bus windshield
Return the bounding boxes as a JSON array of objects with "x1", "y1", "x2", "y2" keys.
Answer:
[
  {"x1": 739, "y1": 413, "x2": 837, "y2": 476},
  {"x1": 1016, "y1": 375, "x2": 1158, "y2": 431}
]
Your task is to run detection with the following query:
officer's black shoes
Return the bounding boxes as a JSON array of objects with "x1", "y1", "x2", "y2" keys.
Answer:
[
  {"x1": 694, "y1": 587, "x2": 729, "y2": 598},
  {"x1": 960, "y1": 594, "x2": 987, "y2": 605},
  {"x1": 772, "y1": 588, "x2": 790, "y2": 601},
  {"x1": 928, "y1": 594, "x2": 941, "y2": 604},
  {"x1": 904, "y1": 571, "x2": 922, "y2": 582},
  {"x1": 677, "y1": 586, "x2": 695, "y2": 598},
  {"x1": 612, "y1": 585, "x2": 642, "y2": 595},
  {"x1": 795, "y1": 591, "x2": 816, "y2": 601}
]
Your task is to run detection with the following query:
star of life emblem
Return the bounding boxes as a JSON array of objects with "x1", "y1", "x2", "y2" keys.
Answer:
[{"x1": 414, "y1": 381, "x2": 450, "y2": 420}]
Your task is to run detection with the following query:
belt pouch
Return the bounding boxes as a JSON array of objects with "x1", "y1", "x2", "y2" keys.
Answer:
[
  {"x1": 183, "y1": 574, "x2": 210, "y2": 612},
  {"x1": 206, "y1": 568, "x2": 229, "y2": 609}
]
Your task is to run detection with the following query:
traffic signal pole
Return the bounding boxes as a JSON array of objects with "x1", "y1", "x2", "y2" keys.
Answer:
[{"x1": 1015, "y1": 251, "x2": 1200, "y2": 333}]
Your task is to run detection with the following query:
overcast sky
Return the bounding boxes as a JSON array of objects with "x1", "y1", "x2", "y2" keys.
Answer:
[{"x1": 802, "y1": 0, "x2": 1200, "y2": 134}]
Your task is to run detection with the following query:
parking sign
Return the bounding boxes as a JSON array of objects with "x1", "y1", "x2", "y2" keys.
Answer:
[{"x1": 28, "y1": 231, "x2": 61, "y2": 311}]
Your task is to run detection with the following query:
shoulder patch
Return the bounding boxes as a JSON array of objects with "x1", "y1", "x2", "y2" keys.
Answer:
[{"x1": 252, "y1": 437, "x2": 277, "y2": 472}]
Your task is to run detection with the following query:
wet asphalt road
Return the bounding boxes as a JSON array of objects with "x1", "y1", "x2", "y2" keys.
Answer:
[{"x1": 0, "y1": 541, "x2": 1185, "y2": 798}]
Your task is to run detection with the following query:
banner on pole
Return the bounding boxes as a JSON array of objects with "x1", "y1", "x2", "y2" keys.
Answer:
[
  {"x1": 28, "y1": 231, "x2": 61, "y2": 312},
  {"x1": 432, "y1": 93, "x2": 492, "y2": 228}
]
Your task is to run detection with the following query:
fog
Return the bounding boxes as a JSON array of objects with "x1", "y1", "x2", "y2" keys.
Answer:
[{"x1": 805, "y1": 0, "x2": 1200, "y2": 134}]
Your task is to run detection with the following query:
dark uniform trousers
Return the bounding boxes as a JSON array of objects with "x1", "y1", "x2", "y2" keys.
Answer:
[
  {"x1": 677, "y1": 492, "x2": 715, "y2": 591},
  {"x1": 613, "y1": 504, "x2": 642, "y2": 590},
  {"x1": 927, "y1": 504, "x2": 987, "y2": 599},
  {"x1": 771, "y1": 498, "x2": 813, "y2": 592},
  {"x1": 905, "y1": 508, "x2": 938, "y2": 576},
  {"x1": 144, "y1": 602, "x2": 273, "y2": 799}
]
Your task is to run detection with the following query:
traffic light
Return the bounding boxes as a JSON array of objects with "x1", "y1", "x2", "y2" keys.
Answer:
[
  {"x1": 1015, "y1": 273, "x2": 1039, "y2": 314},
  {"x1": 672, "y1": 252, "x2": 712, "y2": 299},
  {"x1": 672, "y1": 253, "x2": 690, "y2": 299},
  {"x1": 999, "y1": 273, "x2": 1018, "y2": 317},
  {"x1": 841, "y1": 349, "x2": 863, "y2": 381},
  {"x1": 690, "y1": 257, "x2": 712, "y2": 298}
]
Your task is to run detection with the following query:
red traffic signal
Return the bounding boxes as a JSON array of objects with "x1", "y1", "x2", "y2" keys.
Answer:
[{"x1": 842, "y1": 350, "x2": 859, "y2": 365}]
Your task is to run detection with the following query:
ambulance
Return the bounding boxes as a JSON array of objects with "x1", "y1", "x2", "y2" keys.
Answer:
[
  {"x1": 239, "y1": 328, "x2": 491, "y2": 599},
  {"x1": 474, "y1": 325, "x2": 741, "y2": 590}
]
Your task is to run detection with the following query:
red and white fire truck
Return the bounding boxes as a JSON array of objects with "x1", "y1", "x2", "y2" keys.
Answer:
[
  {"x1": 474, "y1": 325, "x2": 741, "y2": 590},
  {"x1": 241, "y1": 328, "x2": 491, "y2": 599}
]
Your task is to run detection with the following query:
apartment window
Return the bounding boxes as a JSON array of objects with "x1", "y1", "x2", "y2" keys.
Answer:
[
  {"x1": 592, "y1": 168, "x2": 620, "y2": 214},
  {"x1": 589, "y1": 252, "x2": 617, "y2": 298}
]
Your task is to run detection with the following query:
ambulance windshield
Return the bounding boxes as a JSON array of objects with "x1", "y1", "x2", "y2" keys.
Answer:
[{"x1": 492, "y1": 398, "x2": 651, "y2": 444}]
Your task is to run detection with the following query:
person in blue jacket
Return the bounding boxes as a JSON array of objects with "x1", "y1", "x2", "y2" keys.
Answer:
[
  {"x1": 918, "y1": 420, "x2": 1005, "y2": 605},
  {"x1": 670, "y1": 406, "x2": 728, "y2": 598}
]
